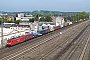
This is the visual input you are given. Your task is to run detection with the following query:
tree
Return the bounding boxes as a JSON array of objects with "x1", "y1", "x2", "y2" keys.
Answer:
[
  {"x1": 40, "y1": 16, "x2": 45, "y2": 22},
  {"x1": 0, "y1": 17, "x2": 6, "y2": 24},
  {"x1": 29, "y1": 18, "x2": 35, "y2": 22},
  {"x1": 6, "y1": 20, "x2": 14, "y2": 23},
  {"x1": 14, "y1": 19, "x2": 22, "y2": 24},
  {"x1": 64, "y1": 17, "x2": 67, "y2": 22},
  {"x1": 34, "y1": 14, "x2": 38, "y2": 21},
  {"x1": 70, "y1": 16, "x2": 76, "y2": 22},
  {"x1": 70, "y1": 11, "x2": 89, "y2": 22},
  {"x1": 0, "y1": 17, "x2": 14, "y2": 23},
  {"x1": 0, "y1": 18, "x2": 2, "y2": 24},
  {"x1": 77, "y1": 12, "x2": 89, "y2": 19},
  {"x1": 44, "y1": 15, "x2": 52, "y2": 22}
]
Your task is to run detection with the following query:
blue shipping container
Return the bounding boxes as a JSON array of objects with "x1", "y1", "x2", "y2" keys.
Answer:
[
  {"x1": 39, "y1": 30, "x2": 46, "y2": 34},
  {"x1": 33, "y1": 33, "x2": 38, "y2": 37}
]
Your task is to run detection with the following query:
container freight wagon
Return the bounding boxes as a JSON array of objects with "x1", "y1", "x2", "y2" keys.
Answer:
[
  {"x1": 32, "y1": 33, "x2": 38, "y2": 37},
  {"x1": 42, "y1": 26, "x2": 50, "y2": 29},
  {"x1": 50, "y1": 27, "x2": 54, "y2": 31},
  {"x1": 54, "y1": 25, "x2": 61, "y2": 30},
  {"x1": 38, "y1": 30, "x2": 46, "y2": 35},
  {"x1": 61, "y1": 24, "x2": 65, "y2": 28},
  {"x1": 65, "y1": 23, "x2": 69, "y2": 26},
  {"x1": 46, "y1": 28, "x2": 50, "y2": 33},
  {"x1": 31, "y1": 30, "x2": 38, "y2": 37},
  {"x1": 23, "y1": 33, "x2": 33, "y2": 40}
]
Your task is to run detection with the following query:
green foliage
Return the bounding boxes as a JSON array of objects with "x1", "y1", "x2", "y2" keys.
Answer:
[
  {"x1": 29, "y1": 14, "x2": 52, "y2": 22},
  {"x1": 0, "y1": 17, "x2": 15, "y2": 23},
  {"x1": 6, "y1": 20, "x2": 14, "y2": 23},
  {"x1": 29, "y1": 58, "x2": 39, "y2": 60},
  {"x1": 0, "y1": 17, "x2": 6, "y2": 24},
  {"x1": 70, "y1": 11, "x2": 89, "y2": 22},
  {"x1": 40, "y1": 16, "x2": 45, "y2": 22},
  {"x1": 34, "y1": 14, "x2": 38, "y2": 21},
  {"x1": 14, "y1": 19, "x2": 22, "y2": 24},
  {"x1": 29, "y1": 18, "x2": 35, "y2": 22},
  {"x1": 70, "y1": 16, "x2": 76, "y2": 22},
  {"x1": 41, "y1": 15, "x2": 52, "y2": 22},
  {"x1": 0, "y1": 18, "x2": 2, "y2": 24},
  {"x1": 88, "y1": 50, "x2": 90, "y2": 60},
  {"x1": 44, "y1": 15, "x2": 52, "y2": 22},
  {"x1": 64, "y1": 17, "x2": 67, "y2": 22},
  {"x1": 77, "y1": 12, "x2": 89, "y2": 19}
]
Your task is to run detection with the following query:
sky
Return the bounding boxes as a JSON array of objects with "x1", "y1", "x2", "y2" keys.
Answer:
[{"x1": 0, "y1": 0, "x2": 90, "y2": 12}]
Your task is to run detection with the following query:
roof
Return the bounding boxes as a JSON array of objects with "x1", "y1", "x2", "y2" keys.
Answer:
[
  {"x1": 10, "y1": 24, "x2": 31, "y2": 28},
  {"x1": 3, "y1": 23, "x2": 15, "y2": 28},
  {"x1": 7, "y1": 16, "x2": 13, "y2": 18}
]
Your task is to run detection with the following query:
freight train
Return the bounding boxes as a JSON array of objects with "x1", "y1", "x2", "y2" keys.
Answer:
[
  {"x1": 6, "y1": 20, "x2": 86, "y2": 46},
  {"x1": 6, "y1": 25, "x2": 61, "y2": 46}
]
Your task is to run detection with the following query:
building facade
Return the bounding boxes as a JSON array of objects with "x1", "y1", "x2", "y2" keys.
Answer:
[
  {"x1": 16, "y1": 13, "x2": 34, "y2": 22},
  {"x1": 55, "y1": 16, "x2": 65, "y2": 26},
  {"x1": 89, "y1": 14, "x2": 90, "y2": 19}
]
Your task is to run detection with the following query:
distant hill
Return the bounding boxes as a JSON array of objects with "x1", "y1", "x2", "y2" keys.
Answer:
[
  {"x1": 0, "y1": 10, "x2": 90, "y2": 16},
  {"x1": 31, "y1": 10, "x2": 80, "y2": 16}
]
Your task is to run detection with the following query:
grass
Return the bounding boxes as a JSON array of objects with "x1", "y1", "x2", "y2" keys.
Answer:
[{"x1": 88, "y1": 50, "x2": 90, "y2": 60}]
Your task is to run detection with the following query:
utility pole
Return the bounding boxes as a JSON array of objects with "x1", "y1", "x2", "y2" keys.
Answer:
[
  {"x1": 37, "y1": 12, "x2": 40, "y2": 60},
  {"x1": 78, "y1": 15, "x2": 79, "y2": 22},
  {"x1": 1, "y1": 18, "x2": 3, "y2": 48},
  {"x1": 37, "y1": 11, "x2": 40, "y2": 32}
]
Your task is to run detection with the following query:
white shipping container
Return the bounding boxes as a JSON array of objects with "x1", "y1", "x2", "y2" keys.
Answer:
[
  {"x1": 61, "y1": 25, "x2": 64, "y2": 28},
  {"x1": 67, "y1": 22, "x2": 72, "y2": 25}
]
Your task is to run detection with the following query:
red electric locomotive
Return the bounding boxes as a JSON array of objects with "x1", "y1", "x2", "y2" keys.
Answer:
[
  {"x1": 7, "y1": 36, "x2": 25, "y2": 46},
  {"x1": 7, "y1": 33, "x2": 33, "y2": 46}
]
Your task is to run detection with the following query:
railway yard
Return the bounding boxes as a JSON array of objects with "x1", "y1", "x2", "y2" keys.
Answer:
[{"x1": 0, "y1": 20, "x2": 90, "y2": 60}]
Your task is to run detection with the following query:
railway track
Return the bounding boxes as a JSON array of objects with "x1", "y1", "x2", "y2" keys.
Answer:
[
  {"x1": 0, "y1": 20, "x2": 89, "y2": 60},
  {"x1": 52, "y1": 24, "x2": 90, "y2": 60},
  {"x1": 60, "y1": 24, "x2": 90, "y2": 60},
  {"x1": 13, "y1": 23, "x2": 83, "y2": 60},
  {"x1": 0, "y1": 27, "x2": 72, "y2": 60},
  {"x1": 37, "y1": 21, "x2": 89, "y2": 60},
  {"x1": 16, "y1": 21, "x2": 89, "y2": 60},
  {"x1": 0, "y1": 23, "x2": 65, "y2": 57},
  {"x1": 0, "y1": 24, "x2": 73, "y2": 59},
  {"x1": 0, "y1": 31, "x2": 59, "y2": 59},
  {"x1": 78, "y1": 36, "x2": 90, "y2": 60}
]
